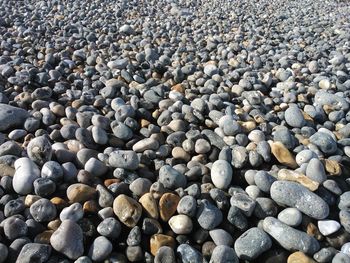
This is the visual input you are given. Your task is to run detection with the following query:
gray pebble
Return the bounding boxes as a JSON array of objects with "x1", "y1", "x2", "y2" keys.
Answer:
[
  {"x1": 60, "y1": 203, "x2": 83, "y2": 222},
  {"x1": 210, "y1": 245, "x2": 238, "y2": 263},
  {"x1": 234, "y1": 227, "x2": 272, "y2": 260},
  {"x1": 88, "y1": 236, "x2": 113, "y2": 262},
  {"x1": 263, "y1": 217, "x2": 319, "y2": 254},
  {"x1": 270, "y1": 181, "x2": 329, "y2": 219},
  {"x1": 277, "y1": 208, "x2": 302, "y2": 227},
  {"x1": 30, "y1": 198, "x2": 57, "y2": 222},
  {"x1": 97, "y1": 217, "x2": 121, "y2": 239},
  {"x1": 16, "y1": 243, "x2": 51, "y2": 263},
  {"x1": 159, "y1": 165, "x2": 187, "y2": 190}
]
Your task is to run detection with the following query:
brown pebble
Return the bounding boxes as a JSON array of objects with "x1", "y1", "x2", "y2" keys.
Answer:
[
  {"x1": 83, "y1": 200, "x2": 99, "y2": 214},
  {"x1": 66, "y1": 183, "x2": 96, "y2": 203},
  {"x1": 270, "y1": 141, "x2": 298, "y2": 168},
  {"x1": 306, "y1": 222, "x2": 323, "y2": 241},
  {"x1": 104, "y1": 179, "x2": 120, "y2": 187},
  {"x1": 34, "y1": 230, "x2": 54, "y2": 244},
  {"x1": 323, "y1": 159, "x2": 341, "y2": 176},
  {"x1": 287, "y1": 251, "x2": 316, "y2": 263},
  {"x1": 202, "y1": 241, "x2": 216, "y2": 258},
  {"x1": 139, "y1": 193, "x2": 159, "y2": 219},
  {"x1": 50, "y1": 197, "x2": 67, "y2": 211},
  {"x1": 113, "y1": 194, "x2": 142, "y2": 228},
  {"x1": 159, "y1": 193, "x2": 180, "y2": 221},
  {"x1": 150, "y1": 234, "x2": 176, "y2": 256}
]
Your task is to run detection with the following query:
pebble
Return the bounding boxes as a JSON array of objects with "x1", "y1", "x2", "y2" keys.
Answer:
[
  {"x1": 318, "y1": 220, "x2": 341, "y2": 236},
  {"x1": 139, "y1": 193, "x2": 159, "y2": 219},
  {"x1": 150, "y1": 234, "x2": 176, "y2": 256},
  {"x1": 177, "y1": 244, "x2": 203, "y2": 263},
  {"x1": 270, "y1": 181, "x2": 329, "y2": 219},
  {"x1": 113, "y1": 194, "x2": 142, "y2": 227},
  {"x1": 13, "y1": 157, "x2": 40, "y2": 195},
  {"x1": 88, "y1": 236, "x2": 113, "y2": 262},
  {"x1": 210, "y1": 245, "x2": 239, "y2": 263},
  {"x1": 30, "y1": 198, "x2": 57, "y2": 222},
  {"x1": 66, "y1": 183, "x2": 96, "y2": 203},
  {"x1": 285, "y1": 105, "x2": 306, "y2": 128},
  {"x1": 0, "y1": 104, "x2": 29, "y2": 131},
  {"x1": 50, "y1": 220, "x2": 84, "y2": 260},
  {"x1": 158, "y1": 165, "x2": 187, "y2": 190},
  {"x1": 97, "y1": 217, "x2": 121, "y2": 239},
  {"x1": 333, "y1": 253, "x2": 350, "y2": 263},
  {"x1": 263, "y1": 217, "x2": 320, "y2": 254},
  {"x1": 60, "y1": 203, "x2": 84, "y2": 222},
  {"x1": 278, "y1": 208, "x2": 303, "y2": 227},
  {"x1": 287, "y1": 251, "x2": 316, "y2": 263},
  {"x1": 159, "y1": 193, "x2": 180, "y2": 221},
  {"x1": 211, "y1": 160, "x2": 233, "y2": 189},
  {"x1": 16, "y1": 243, "x2": 51, "y2": 263},
  {"x1": 27, "y1": 136, "x2": 52, "y2": 166},
  {"x1": 196, "y1": 200, "x2": 223, "y2": 230},
  {"x1": 209, "y1": 229, "x2": 234, "y2": 246},
  {"x1": 169, "y1": 215, "x2": 193, "y2": 234},
  {"x1": 154, "y1": 246, "x2": 176, "y2": 263},
  {"x1": 109, "y1": 150, "x2": 139, "y2": 170},
  {"x1": 234, "y1": 227, "x2": 272, "y2": 260}
]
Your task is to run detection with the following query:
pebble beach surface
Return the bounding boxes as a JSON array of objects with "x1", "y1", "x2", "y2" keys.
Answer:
[{"x1": 0, "y1": 0, "x2": 350, "y2": 262}]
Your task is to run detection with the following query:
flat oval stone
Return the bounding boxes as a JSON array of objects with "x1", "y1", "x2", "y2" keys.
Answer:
[
  {"x1": 263, "y1": 217, "x2": 320, "y2": 254},
  {"x1": 271, "y1": 181, "x2": 329, "y2": 219},
  {"x1": 285, "y1": 105, "x2": 305, "y2": 128}
]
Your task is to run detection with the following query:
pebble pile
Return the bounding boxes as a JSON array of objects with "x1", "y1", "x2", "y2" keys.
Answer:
[{"x1": 0, "y1": 0, "x2": 350, "y2": 262}]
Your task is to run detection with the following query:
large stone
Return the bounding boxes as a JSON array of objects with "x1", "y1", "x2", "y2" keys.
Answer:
[
  {"x1": 0, "y1": 104, "x2": 29, "y2": 131},
  {"x1": 113, "y1": 194, "x2": 142, "y2": 227},
  {"x1": 50, "y1": 220, "x2": 84, "y2": 260}
]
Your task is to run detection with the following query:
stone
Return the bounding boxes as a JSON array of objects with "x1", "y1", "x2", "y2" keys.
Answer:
[
  {"x1": 132, "y1": 138, "x2": 159, "y2": 152},
  {"x1": 30, "y1": 198, "x2": 57, "y2": 222},
  {"x1": 306, "y1": 158, "x2": 327, "y2": 183},
  {"x1": 318, "y1": 220, "x2": 341, "y2": 236},
  {"x1": 159, "y1": 193, "x2": 180, "y2": 221},
  {"x1": 210, "y1": 245, "x2": 239, "y2": 263},
  {"x1": 0, "y1": 243, "x2": 8, "y2": 263},
  {"x1": 270, "y1": 141, "x2": 298, "y2": 168},
  {"x1": 50, "y1": 220, "x2": 84, "y2": 260},
  {"x1": 271, "y1": 181, "x2": 329, "y2": 219},
  {"x1": 88, "y1": 236, "x2": 113, "y2": 262},
  {"x1": 97, "y1": 217, "x2": 121, "y2": 239},
  {"x1": 177, "y1": 195, "x2": 197, "y2": 217},
  {"x1": 285, "y1": 105, "x2": 306, "y2": 128},
  {"x1": 139, "y1": 193, "x2": 159, "y2": 219},
  {"x1": 150, "y1": 234, "x2": 175, "y2": 256},
  {"x1": 211, "y1": 160, "x2": 233, "y2": 189},
  {"x1": 287, "y1": 251, "x2": 316, "y2": 263},
  {"x1": 66, "y1": 183, "x2": 96, "y2": 203},
  {"x1": 196, "y1": 200, "x2": 223, "y2": 230},
  {"x1": 263, "y1": 217, "x2": 320, "y2": 254},
  {"x1": 277, "y1": 169, "x2": 319, "y2": 191},
  {"x1": 177, "y1": 244, "x2": 203, "y2": 263},
  {"x1": 16, "y1": 243, "x2": 51, "y2": 263},
  {"x1": 13, "y1": 157, "x2": 40, "y2": 195},
  {"x1": 158, "y1": 165, "x2": 187, "y2": 190},
  {"x1": 154, "y1": 246, "x2": 176, "y2": 263},
  {"x1": 113, "y1": 194, "x2": 142, "y2": 227},
  {"x1": 109, "y1": 150, "x2": 139, "y2": 170},
  {"x1": 0, "y1": 104, "x2": 29, "y2": 131},
  {"x1": 278, "y1": 208, "x2": 303, "y2": 227},
  {"x1": 333, "y1": 253, "x2": 350, "y2": 263},
  {"x1": 310, "y1": 132, "x2": 337, "y2": 155},
  {"x1": 234, "y1": 227, "x2": 272, "y2": 260},
  {"x1": 60, "y1": 203, "x2": 84, "y2": 222},
  {"x1": 209, "y1": 229, "x2": 233, "y2": 246},
  {"x1": 27, "y1": 136, "x2": 52, "y2": 166},
  {"x1": 169, "y1": 215, "x2": 193, "y2": 234}
]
